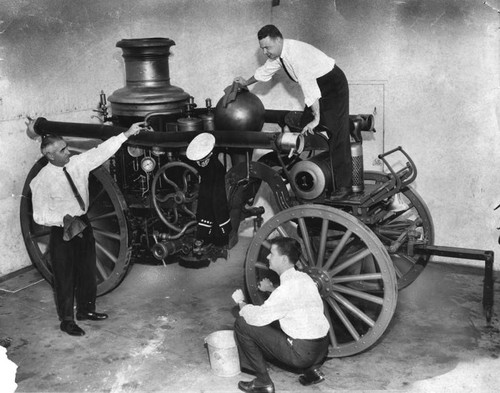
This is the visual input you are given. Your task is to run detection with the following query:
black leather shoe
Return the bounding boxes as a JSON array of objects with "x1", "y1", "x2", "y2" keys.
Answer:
[
  {"x1": 299, "y1": 368, "x2": 325, "y2": 386},
  {"x1": 329, "y1": 187, "x2": 352, "y2": 201},
  {"x1": 76, "y1": 311, "x2": 108, "y2": 321},
  {"x1": 60, "y1": 321, "x2": 85, "y2": 336},
  {"x1": 238, "y1": 379, "x2": 275, "y2": 393}
]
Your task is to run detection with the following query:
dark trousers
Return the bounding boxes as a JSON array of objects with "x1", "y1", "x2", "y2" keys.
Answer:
[
  {"x1": 50, "y1": 215, "x2": 97, "y2": 321},
  {"x1": 302, "y1": 64, "x2": 352, "y2": 189},
  {"x1": 234, "y1": 317, "x2": 329, "y2": 383}
]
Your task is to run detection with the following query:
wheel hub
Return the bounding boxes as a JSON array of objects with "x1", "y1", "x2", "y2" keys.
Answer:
[
  {"x1": 302, "y1": 266, "x2": 332, "y2": 298},
  {"x1": 173, "y1": 191, "x2": 185, "y2": 204}
]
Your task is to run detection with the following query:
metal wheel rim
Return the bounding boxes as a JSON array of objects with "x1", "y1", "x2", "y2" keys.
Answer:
[
  {"x1": 245, "y1": 205, "x2": 398, "y2": 357},
  {"x1": 364, "y1": 171, "x2": 435, "y2": 289},
  {"x1": 151, "y1": 161, "x2": 199, "y2": 233},
  {"x1": 20, "y1": 158, "x2": 132, "y2": 296}
]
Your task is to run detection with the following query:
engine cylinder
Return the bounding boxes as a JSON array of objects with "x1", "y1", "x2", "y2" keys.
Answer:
[
  {"x1": 290, "y1": 151, "x2": 332, "y2": 200},
  {"x1": 290, "y1": 143, "x2": 365, "y2": 200}
]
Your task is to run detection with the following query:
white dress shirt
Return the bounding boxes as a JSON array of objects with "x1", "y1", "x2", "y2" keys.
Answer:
[
  {"x1": 30, "y1": 133, "x2": 127, "y2": 227},
  {"x1": 240, "y1": 267, "x2": 330, "y2": 339},
  {"x1": 254, "y1": 38, "x2": 336, "y2": 107}
]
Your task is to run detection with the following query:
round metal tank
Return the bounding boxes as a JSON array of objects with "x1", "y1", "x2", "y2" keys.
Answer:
[
  {"x1": 108, "y1": 38, "x2": 190, "y2": 121},
  {"x1": 214, "y1": 88, "x2": 265, "y2": 132}
]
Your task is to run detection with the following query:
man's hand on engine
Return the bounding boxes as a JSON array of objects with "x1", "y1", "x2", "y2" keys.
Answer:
[
  {"x1": 25, "y1": 116, "x2": 38, "y2": 140},
  {"x1": 124, "y1": 122, "x2": 151, "y2": 138},
  {"x1": 302, "y1": 119, "x2": 320, "y2": 135},
  {"x1": 233, "y1": 76, "x2": 248, "y2": 86}
]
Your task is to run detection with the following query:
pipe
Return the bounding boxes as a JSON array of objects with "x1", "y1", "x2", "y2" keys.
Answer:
[{"x1": 32, "y1": 117, "x2": 306, "y2": 153}]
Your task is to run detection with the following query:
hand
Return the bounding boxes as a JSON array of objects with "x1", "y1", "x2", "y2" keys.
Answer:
[
  {"x1": 232, "y1": 289, "x2": 245, "y2": 304},
  {"x1": 25, "y1": 116, "x2": 38, "y2": 139},
  {"x1": 301, "y1": 119, "x2": 319, "y2": 136},
  {"x1": 233, "y1": 76, "x2": 247, "y2": 86},
  {"x1": 258, "y1": 278, "x2": 275, "y2": 293},
  {"x1": 124, "y1": 122, "x2": 151, "y2": 138}
]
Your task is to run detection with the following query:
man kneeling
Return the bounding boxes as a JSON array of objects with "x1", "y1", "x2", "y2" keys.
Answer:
[{"x1": 232, "y1": 237, "x2": 330, "y2": 393}]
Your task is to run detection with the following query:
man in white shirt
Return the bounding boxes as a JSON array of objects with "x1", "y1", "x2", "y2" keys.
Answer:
[
  {"x1": 232, "y1": 237, "x2": 330, "y2": 393},
  {"x1": 235, "y1": 24, "x2": 352, "y2": 199},
  {"x1": 29, "y1": 121, "x2": 144, "y2": 336}
]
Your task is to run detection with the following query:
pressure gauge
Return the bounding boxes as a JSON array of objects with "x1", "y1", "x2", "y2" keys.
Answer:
[
  {"x1": 140, "y1": 156, "x2": 156, "y2": 173},
  {"x1": 127, "y1": 146, "x2": 144, "y2": 158}
]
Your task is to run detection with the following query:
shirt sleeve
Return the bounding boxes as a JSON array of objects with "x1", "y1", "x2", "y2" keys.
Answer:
[
  {"x1": 254, "y1": 58, "x2": 282, "y2": 82},
  {"x1": 300, "y1": 78, "x2": 323, "y2": 108},
  {"x1": 239, "y1": 287, "x2": 290, "y2": 326},
  {"x1": 73, "y1": 133, "x2": 127, "y2": 173}
]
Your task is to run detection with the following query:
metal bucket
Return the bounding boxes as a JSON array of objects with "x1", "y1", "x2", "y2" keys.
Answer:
[{"x1": 205, "y1": 330, "x2": 241, "y2": 377}]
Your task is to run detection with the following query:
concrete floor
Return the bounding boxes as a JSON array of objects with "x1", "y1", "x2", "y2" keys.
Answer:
[{"x1": 1, "y1": 236, "x2": 500, "y2": 393}]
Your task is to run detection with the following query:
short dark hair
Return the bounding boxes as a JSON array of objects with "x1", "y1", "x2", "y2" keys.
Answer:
[
  {"x1": 269, "y1": 237, "x2": 301, "y2": 264},
  {"x1": 40, "y1": 134, "x2": 63, "y2": 156},
  {"x1": 257, "y1": 25, "x2": 283, "y2": 41}
]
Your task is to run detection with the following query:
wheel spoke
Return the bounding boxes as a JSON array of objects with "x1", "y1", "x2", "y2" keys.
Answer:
[
  {"x1": 323, "y1": 229, "x2": 353, "y2": 270},
  {"x1": 331, "y1": 284, "x2": 384, "y2": 305},
  {"x1": 275, "y1": 225, "x2": 290, "y2": 238},
  {"x1": 316, "y1": 218, "x2": 329, "y2": 267},
  {"x1": 95, "y1": 257, "x2": 109, "y2": 280},
  {"x1": 95, "y1": 239, "x2": 118, "y2": 264},
  {"x1": 323, "y1": 301, "x2": 338, "y2": 347},
  {"x1": 88, "y1": 187, "x2": 106, "y2": 210},
  {"x1": 30, "y1": 227, "x2": 51, "y2": 239},
  {"x1": 89, "y1": 211, "x2": 117, "y2": 222},
  {"x1": 329, "y1": 248, "x2": 372, "y2": 276},
  {"x1": 331, "y1": 273, "x2": 383, "y2": 283},
  {"x1": 93, "y1": 227, "x2": 121, "y2": 241},
  {"x1": 331, "y1": 292, "x2": 375, "y2": 327},
  {"x1": 297, "y1": 217, "x2": 315, "y2": 266},
  {"x1": 255, "y1": 261, "x2": 269, "y2": 270},
  {"x1": 326, "y1": 297, "x2": 360, "y2": 341}
]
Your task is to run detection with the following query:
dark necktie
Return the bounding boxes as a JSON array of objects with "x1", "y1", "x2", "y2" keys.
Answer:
[
  {"x1": 63, "y1": 167, "x2": 85, "y2": 211},
  {"x1": 280, "y1": 57, "x2": 296, "y2": 82}
]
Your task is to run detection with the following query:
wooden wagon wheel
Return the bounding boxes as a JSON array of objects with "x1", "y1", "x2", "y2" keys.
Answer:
[
  {"x1": 20, "y1": 157, "x2": 132, "y2": 296},
  {"x1": 245, "y1": 205, "x2": 398, "y2": 357},
  {"x1": 364, "y1": 171, "x2": 435, "y2": 289}
]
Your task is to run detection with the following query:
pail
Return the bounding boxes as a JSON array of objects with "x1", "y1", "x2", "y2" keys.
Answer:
[{"x1": 205, "y1": 330, "x2": 241, "y2": 377}]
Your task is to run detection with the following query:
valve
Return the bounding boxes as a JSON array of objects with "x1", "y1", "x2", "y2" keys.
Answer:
[{"x1": 91, "y1": 90, "x2": 112, "y2": 123}]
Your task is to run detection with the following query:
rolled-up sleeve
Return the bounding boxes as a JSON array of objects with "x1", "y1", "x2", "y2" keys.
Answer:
[
  {"x1": 254, "y1": 59, "x2": 282, "y2": 82},
  {"x1": 300, "y1": 78, "x2": 323, "y2": 107},
  {"x1": 74, "y1": 133, "x2": 127, "y2": 173},
  {"x1": 239, "y1": 287, "x2": 289, "y2": 326}
]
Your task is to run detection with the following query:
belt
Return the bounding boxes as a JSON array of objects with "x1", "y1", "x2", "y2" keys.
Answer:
[
  {"x1": 290, "y1": 335, "x2": 327, "y2": 343},
  {"x1": 304, "y1": 336, "x2": 327, "y2": 342}
]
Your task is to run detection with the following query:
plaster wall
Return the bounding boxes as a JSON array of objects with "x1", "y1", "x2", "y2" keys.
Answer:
[{"x1": 0, "y1": 0, "x2": 498, "y2": 276}]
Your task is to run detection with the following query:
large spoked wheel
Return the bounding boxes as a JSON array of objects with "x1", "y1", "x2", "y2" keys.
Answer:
[
  {"x1": 20, "y1": 157, "x2": 132, "y2": 296},
  {"x1": 245, "y1": 205, "x2": 398, "y2": 357},
  {"x1": 365, "y1": 171, "x2": 435, "y2": 289}
]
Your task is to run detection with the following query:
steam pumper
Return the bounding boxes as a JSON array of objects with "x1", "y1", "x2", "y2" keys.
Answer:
[{"x1": 21, "y1": 37, "x2": 494, "y2": 359}]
